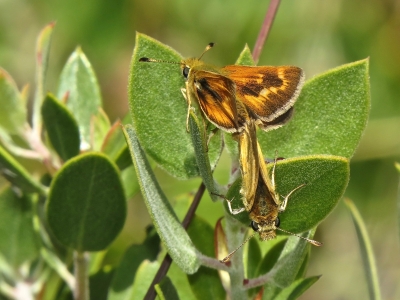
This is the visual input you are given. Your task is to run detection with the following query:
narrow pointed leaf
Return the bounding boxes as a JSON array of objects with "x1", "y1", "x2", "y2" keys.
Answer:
[
  {"x1": 186, "y1": 216, "x2": 225, "y2": 300},
  {"x1": 0, "y1": 68, "x2": 27, "y2": 134},
  {"x1": 41, "y1": 93, "x2": 80, "y2": 161},
  {"x1": 0, "y1": 187, "x2": 41, "y2": 268},
  {"x1": 262, "y1": 230, "x2": 315, "y2": 298},
  {"x1": 154, "y1": 277, "x2": 179, "y2": 300},
  {"x1": 57, "y1": 47, "x2": 102, "y2": 150},
  {"x1": 122, "y1": 124, "x2": 200, "y2": 274},
  {"x1": 129, "y1": 32, "x2": 221, "y2": 179},
  {"x1": 46, "y1": 153, "x2": 126, "y2": 251},
  {"x1": 91, "y1": 107, "x2": 111, "y2": 151},
  {"x1": 0, "y1": 144, "x2": 46, "y2": 194},
  {"x1": 344, "y1": 199, "x2": 382, "y2": 300},
  {"x1": 108, "y1": 228, "x2": 160, "y2": 300},
  {"x1": 33, "y1": 22, "x2": 55, "y2": 131},
  {"x1": 259, "y1": 59, "x2": 370, "y2": 159},
  {"x1": 274, "y1": 276, "x2": 320, "y2": 300},
  {"x1": 188, "y1": 112, "x2": 219, "y2": 200}
]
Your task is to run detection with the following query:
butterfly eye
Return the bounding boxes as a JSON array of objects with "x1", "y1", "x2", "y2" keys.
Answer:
[
  {"x1": 275, "y1": 217, "x2": 280, "y2": 227},
  {"x1": 250, "y1": 221, "x2": 259, "y2": 232},
  {"x1": 182, "y1": 66, "x2": 190, "y2": 79}
]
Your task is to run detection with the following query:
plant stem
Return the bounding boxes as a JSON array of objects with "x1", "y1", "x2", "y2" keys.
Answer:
[
  {"x1": 252, "y1": 0, "x2": 281, "y2": 63},
  {"x1": 73, "y1": 251, "x2": 89, "y2": 300},
  {"x1": 144, "y1": 182, "x2": 206, "y2": 300}
]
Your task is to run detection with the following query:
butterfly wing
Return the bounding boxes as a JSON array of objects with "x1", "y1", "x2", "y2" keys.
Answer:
[
  {"x1": 223, "y1": 65, "x2": 304, "y2": 125},
  {"x1": 189, "y1": 70, "x2": 246, "y2": 132}
]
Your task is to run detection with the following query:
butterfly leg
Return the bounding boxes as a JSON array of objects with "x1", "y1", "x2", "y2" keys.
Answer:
[
  {"x1": 181, "y1": 87, "x2": 194, "y2": 133},
  {"x1": 279, "y1": 183, "x2": 306, "y2": 212},
  {"x1": 212, "y1": 192, "x2": 245, "y2": 215}
]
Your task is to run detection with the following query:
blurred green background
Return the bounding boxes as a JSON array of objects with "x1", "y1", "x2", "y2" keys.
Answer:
[{"x1": 1, "y1": 0, "x2": 399, "y2": 299}]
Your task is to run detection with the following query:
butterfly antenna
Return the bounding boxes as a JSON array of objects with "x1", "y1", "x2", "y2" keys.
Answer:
[
  {"x1": 220, "y1": 231, "x2": 257, "y2": 263},
  {"x1": 198, "y1": 42, "x2": 215, "y2": 60},
  {"x1": 276, "y1": 227, "x2": 322, "y2": 247},
  {"x1": 138, "y1": 57, "x2": 180, "y2": 65}
]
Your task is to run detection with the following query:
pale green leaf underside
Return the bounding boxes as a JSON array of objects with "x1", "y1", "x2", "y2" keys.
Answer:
[
  {"x1": 122, "y1": 124, "x2": 200, "y2": 274},
  {"x1": 57, "y1": 47, "x2": 102, "y2": 150},
  {"x1": 129, "y1": 32, "x2": 222, "y2": 179}
]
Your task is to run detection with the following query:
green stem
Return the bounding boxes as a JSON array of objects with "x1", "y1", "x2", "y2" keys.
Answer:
[
  {"x1": 74, "y1": 251, "x2": 89, "y2": 300},
  {"x1": 252, "y1": 0, "x2": 281, "y2": 63}
]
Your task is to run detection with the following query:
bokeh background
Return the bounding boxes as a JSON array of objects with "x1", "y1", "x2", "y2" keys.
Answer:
[{"x1": 1, "y1": 0, "x2": 399, "y2": 299}]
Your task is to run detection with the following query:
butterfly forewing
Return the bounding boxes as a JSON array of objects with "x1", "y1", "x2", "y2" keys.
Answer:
[
  {"x1": 189, "y1": 70, "x2": 243, "y2": 132},
  {"x1": 223, "y1": 65, "x2": 304, "y2": 124}
]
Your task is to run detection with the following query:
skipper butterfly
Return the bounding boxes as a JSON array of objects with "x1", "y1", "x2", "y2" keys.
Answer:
[{"x1": 139, "y1": 43, "x2": 304, "y2": 133}]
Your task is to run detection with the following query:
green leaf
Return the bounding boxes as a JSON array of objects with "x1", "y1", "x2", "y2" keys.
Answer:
[
  {"x1": 33, "y1": 22, "x2": 55, "y2": 132},
  {"x1": 57, "y1": 47, "x2": 102, "y2": 150},
  {"x1": 0, "y1": 187, "x2": 40, "y2": 269},
  {"x1": 89, "y1": 268, "x2": 114, "y2": 300},
  {"x1": 130, "y1": 260, "x2": 159, "y2": 300},
  {"x1": 186, "y1": 216, "x2": 226, "y2": 300},
  {"x1": 91, "y1": 107, "x2": 111, "y2": 151},
  {"x1": 257, "y1": 239, "x2": 287, "y2": 276},
  {"x1": 120, "y1": 165, "x2": 140, "y2": 200},
  {"x1": 344, "y1": 199, "x2": 382, "y2": 300},
  {"x1": 259, "y1": 59, "x2": 370, "y2": 159},
  {"x1": 41, "y1": 93, "x2": 80, "y2": 161},
  {"x1": 108, "y1": 228, "x2": 160, "y2": 300},
  {"x1": 262, "y1": 230, "x2": 316, "y2": 298},
  {"x1": 188, "y1": 111, "x2": 220, "y2": 200},
  {"x1": 122, "y1": 124, "x2": 200, "y2": 274},
  {"x1": 0, "y1": 144, "x2": 46, "y2": 194},
  {"x1": 129, "y1": 32, "x2": 221, "y2": 179},
  {"x1": 101, "y1": 115, "x2": 133, "y2": 171},
  {"x1": 226, "y1": 155, "x2": 349, "y2": 233},
  {"x1": 46, "y1": 152, "x2": 126, "y2": 251},
  {"x1": 154, "y1": 277, "x2": 180, "y2": 300},
  {"x1": 274, "y1": 276, "x2": 320, "y2": 300},
  {"x1": 0, "y1": 68, "x2": 27, "y2": 134},
  {"x1": 236, "y1": 44, "x2": 255, "y2": 66},
  {"x1": 245, "y1": 237, "x2": 262, "y2": 279}
]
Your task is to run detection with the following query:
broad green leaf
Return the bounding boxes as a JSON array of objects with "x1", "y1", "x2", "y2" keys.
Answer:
[
  {"x1": 108, "y1": 228, "x2": 160, "y2": 300},
  {"x1": 33, "y1": 22, "x2": 55, "y2": 132},
  {"x1": 129, "y1": 32, "x2": 221, "y2": 179},
  {"x1": 0, "y1": 187, "x2": 40, "y2": 269},
  {"x1": 154, "y1": 277, "x2": 180, "y2": 300},
  {"x1": 259, "y1": 59, "x2": 370, "y2": 159},
  {"x1": 0, "y1": 68, "x2": 27, "y2": 134},
  {"x1": 41, "y1": 93, "x2": 80, "y2": 161},
  {"x1": 344, "y1": 199, "x2": 382, "y2": 300},
  {"x1": 57, "y1": 47, "x2": 102, "y2": 150},
  {"x1": 274, "y1": 276, "x2": 320, "y2": 300},
  {"x1": 122, "y1": 124, "x2": 200, "y2": 274},
  {"x1": 225, "y1": 155, "x2": 349, "y2": 233},
  {"x1": 46, "y1": 152, "x2": 126, "y2": 251},
  {"x1": 186, "y1": 216, "x2": 226, "y2": 300},
  {"x1": 0, "y1": 144, "x2": 46, "y2": 194}
]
